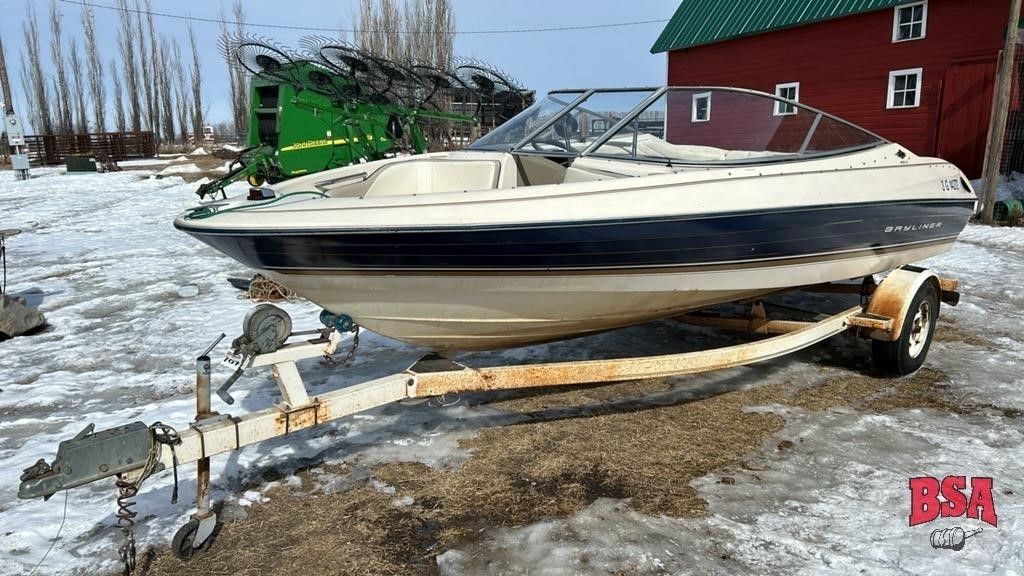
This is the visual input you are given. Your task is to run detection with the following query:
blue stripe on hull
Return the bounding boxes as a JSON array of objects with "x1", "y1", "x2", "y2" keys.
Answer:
[{"x1": 176, "y1": 200, "x2": 975, "y2": 271}]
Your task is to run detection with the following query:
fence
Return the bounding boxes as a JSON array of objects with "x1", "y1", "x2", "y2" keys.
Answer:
[
  {"x1": 19, "y1": 131, "x2": 156, "y2": 166},
  {"x1": 999, "y1": 51, "x2": 1024, "y2": 173}
]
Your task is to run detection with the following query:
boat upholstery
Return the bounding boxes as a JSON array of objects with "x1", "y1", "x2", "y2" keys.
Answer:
[{"x1": 364, "y1": 159, "x2": 502, "y2": 196}]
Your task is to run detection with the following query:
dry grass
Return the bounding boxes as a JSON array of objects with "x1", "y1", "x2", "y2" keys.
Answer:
[
  {"x1": 117, "y1": 153, "x2": 230, "y2": 184},
  {"x1": 933, "y1": 318, "x2": 992, "y2": 348},
  {"x1": 143, "y1": 353, "x2": 978, "y2": 576}
]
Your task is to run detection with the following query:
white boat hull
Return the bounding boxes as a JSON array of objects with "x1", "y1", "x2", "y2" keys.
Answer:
[{"x1": 268, "y1": 240, "x2": 953, "y2": 350}]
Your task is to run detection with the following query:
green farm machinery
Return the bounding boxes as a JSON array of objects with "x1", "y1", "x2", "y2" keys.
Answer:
[{"x1": 197, "y1": 37, "x2": 533, "y2": 199}]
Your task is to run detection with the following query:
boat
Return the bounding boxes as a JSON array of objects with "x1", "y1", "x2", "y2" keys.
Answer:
[{"x1": 174, "y1": 87, "x2": 978, "y2": 351}]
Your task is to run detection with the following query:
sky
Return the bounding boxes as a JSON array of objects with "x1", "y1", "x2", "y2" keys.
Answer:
[{"x1": 0, "y1": 0, "x2": 677, "y2": 133}]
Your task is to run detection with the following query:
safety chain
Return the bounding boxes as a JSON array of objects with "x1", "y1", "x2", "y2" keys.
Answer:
[
  {"x1": 322, "y1": 326, "x2": 360, "y2": 367},
  {"x1": 113, "y1": 422, "x2": 182, "y2": 576},
  {"x1": 114, "y1": 478, "x2": 138, "y2": 576}
]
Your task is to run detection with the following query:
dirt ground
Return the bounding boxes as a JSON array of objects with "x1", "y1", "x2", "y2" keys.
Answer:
[{"x1": 135, "y1": 317, "x2": 993, "y2": 576}]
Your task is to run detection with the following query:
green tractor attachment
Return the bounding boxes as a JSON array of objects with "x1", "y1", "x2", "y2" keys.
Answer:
[{"x1": 197, "y1": 38, "x2": 532, "y2": 200}]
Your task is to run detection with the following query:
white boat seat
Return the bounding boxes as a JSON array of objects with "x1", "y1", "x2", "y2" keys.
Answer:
[{"x1": 364, "y1": 159, "x2": 502, "y2": 196}]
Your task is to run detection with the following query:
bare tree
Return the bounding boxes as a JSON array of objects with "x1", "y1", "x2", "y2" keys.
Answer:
[
  {"x1": 22, "y1": 0, "x2": 52, "y2": 135},
  {"x1": 159, "y1": 38, "x2": 175, "y2": 142},
  {"x1": 68, "y1": 39, "x2": 88, "y2": 132},
  {"x1": 17, "y1": 53, "x2": 43, "y2": 135},
  {"x1": 133, "y1": 0, "x2": 153, "y2": 131},
  {"x1": 48, "y1": 0, "x2": 72, "y2": 133},
  {"x1": 432, "y1": 0, "x2": 455, "y2": 69},
  {"x1": 145, "y1": 0, "x2": 161, "y2": 137},
  {"x1": 220, "y1": 0, "x2": 249, "y2": 137},
  {"x1": 188, "y1": 22, "x2": 204, "y2": 144},
  {"x1": 117, "y1": 0, "x2": 141, "y2": 131},
  {"x1": 110, "y1": 59, "x2": 126, "y2": 132},
  {"x1": 172, "y1": 41, "x2": 191, "y2": 142},
  {"x1": 81, "y1": 0, "x2": 105, "y2": 131},
  {"x1": 357, "y1": 0, "x2": 454, "y2": 66}
]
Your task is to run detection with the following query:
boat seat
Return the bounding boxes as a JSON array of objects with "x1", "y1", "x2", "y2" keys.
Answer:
[
  {"x1": 562, "y1": 166, "x2": 616, "y2": 183},
  {"x1": 364, "y1": 159, "x2": 502, "y2": 197}
]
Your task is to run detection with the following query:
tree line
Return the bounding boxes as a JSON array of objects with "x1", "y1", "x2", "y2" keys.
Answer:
[
  {"x1": 15, "y1": 0, "x2": 454, "y2": 145},
  {"x1": 18, "y1": 0, "x2": 247, "y2": 145}
]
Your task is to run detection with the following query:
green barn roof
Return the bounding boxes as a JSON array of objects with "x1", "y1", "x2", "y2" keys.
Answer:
[{"x1": 651, "y1": 0, "x2": 912, "y2": 53}]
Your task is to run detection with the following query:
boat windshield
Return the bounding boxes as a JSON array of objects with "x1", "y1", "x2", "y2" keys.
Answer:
[{"x1": 466, "y1": 87, "x2": 886, "y2": 164}]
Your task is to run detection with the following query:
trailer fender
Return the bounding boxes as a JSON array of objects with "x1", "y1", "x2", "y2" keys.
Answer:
[{"x1": 865, "y1": 267, "x2": 951, "y2": 342}]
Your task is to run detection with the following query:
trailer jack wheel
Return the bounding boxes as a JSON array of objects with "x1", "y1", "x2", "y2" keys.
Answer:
[
  {"x1": 171, "y1": 515, "x2": 217, "y2": 560},
  {"x1": 872, "y1": 281, "x2": 939, "y2": 376}
]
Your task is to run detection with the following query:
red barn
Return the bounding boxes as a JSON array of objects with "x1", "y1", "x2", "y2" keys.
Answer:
[{"x1": 652, "y1": 0, "x2": 1022, "y2": 177}]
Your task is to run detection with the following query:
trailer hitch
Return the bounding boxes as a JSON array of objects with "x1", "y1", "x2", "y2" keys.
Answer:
[{"x1": 18, "y1": 422, "x2": 154, "y2": 500}]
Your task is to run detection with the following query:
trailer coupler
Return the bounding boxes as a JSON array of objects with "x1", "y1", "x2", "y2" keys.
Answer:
[{"x1": 18, "y1": 422, "x2": 154, "y2": 500}]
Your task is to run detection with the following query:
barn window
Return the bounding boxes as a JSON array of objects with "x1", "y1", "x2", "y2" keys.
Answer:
[
  {"x1": 887, "y1": 68, "x2": 923, "y2": 108},
  {"x1": 774, "y1": 82, "x2": 800, "y2": 116},
  {"x1": 893, "y1": 1, "x2": 927, "y2": 42},
  {"x1": 691, "y1": 92, "x2": 711, "y2": 122}
]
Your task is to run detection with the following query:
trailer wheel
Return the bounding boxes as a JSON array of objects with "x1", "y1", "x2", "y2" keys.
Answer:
[
  {"x1": 171, "y1": 518, "x2": 214, "y2": 560},
  {"x1": 872, "y1": 281, "x2": 939, "y2": 375}
]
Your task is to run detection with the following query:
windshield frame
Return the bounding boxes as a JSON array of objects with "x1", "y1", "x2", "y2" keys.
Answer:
[{"x1": 466, "y1": 86, "x2": 890, "y2": 164}]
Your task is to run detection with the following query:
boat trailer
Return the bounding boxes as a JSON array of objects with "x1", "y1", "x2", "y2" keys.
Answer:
[{"x1": 16, "y1": 266, "x2": 959, "y2": 566}]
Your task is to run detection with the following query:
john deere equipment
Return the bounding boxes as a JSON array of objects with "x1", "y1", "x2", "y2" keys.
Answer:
[{"x1": 197, "y1": 37, "x2": 532, "y2": 199}]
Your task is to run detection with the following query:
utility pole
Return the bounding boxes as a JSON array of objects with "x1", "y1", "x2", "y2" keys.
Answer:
[
  {"x1": 0, "y1": 35, "x2": 31, "y2": 180},
  {"x1": 981, "y1": 0, "x2": 1022, "y2": 222}
]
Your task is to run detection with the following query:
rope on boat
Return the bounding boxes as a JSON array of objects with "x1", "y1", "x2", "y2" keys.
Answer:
[
  {"x1": 184, "y1": 191, "x2": 328, "y2": 220},
  {"x1": 239, "y1": 274, "x2": 297, "y2": 302}
]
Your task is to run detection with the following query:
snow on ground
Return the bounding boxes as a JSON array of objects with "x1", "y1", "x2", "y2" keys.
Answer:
[
  {"x1": 0, "y1": 168, "x2": 1021, "y2": 575},
  {"x1": 117, "y1": 156, "x2": 188, "y2": 168},
  {"x1": 156, "y1": 162, "x2": 203, "y2": 176},
  {"x1": 974, "y1": 172, "x2": 1024, "y2": 201},
  {"x1": 189, "y1": 147, "x2": 209, "y2": 156}
]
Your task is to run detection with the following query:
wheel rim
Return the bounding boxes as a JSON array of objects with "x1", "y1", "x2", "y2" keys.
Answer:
[{"x1": 907, "y1": 300, "x2": 932, "y2": 358}]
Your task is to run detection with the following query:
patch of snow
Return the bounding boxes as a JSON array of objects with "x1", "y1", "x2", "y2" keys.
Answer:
[
  {"x1": 236, "y1": 490, "x2": 268, "y2": 508},
  {"x1": 369, "y1": 479, "x2": 396, "y2": 495},
  {"x1": 157, "y1": 163, "x2": 203, "y2": 176},
  {"x1": 972, "y1": 172, "x2": 1024, "y2": 201},
  {"x1": 190, "y1": 147, "x2": 209, "y2": 156},
  {"x1": 391, "y1": 495, "x2": 414, "y2": 508},
  {"x1": 118, "y1": 156, "x2": 182, "y2": 167},
  {"x1": 437, "y1": 498, "x2": 730, "y2": 576},
  {"x1": 686, "y1": 407, "x2": 1023, "y2": 576}
]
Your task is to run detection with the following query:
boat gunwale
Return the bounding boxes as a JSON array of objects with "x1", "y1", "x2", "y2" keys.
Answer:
[{"x1": 173, "y1": 197, "x2": 977, "y2": 236}]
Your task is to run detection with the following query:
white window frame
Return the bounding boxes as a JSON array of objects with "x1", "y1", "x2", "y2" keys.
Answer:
[
  {"x1": 892, "y1": 1, "x2": 928, "y2": 43},
  {"x1": 887, "y1": 67, "x2": 923, "y2": 109},
  {"x1": 691, "y1": 91, "x2": 711, "y2": 122},
  {"x1": 773, "y1": 82, "x2": 800, "y2": 116}
]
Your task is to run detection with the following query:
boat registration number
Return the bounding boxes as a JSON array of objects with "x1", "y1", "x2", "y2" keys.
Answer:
[
  {"x1": 222, "y1": 352, "x2": 245, "y2": 370},
  {"x1": 940, "y1": 178, "x2": 961, "y2": 192}
]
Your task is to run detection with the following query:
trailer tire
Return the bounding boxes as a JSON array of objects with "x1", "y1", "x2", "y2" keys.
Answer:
[
  {"x1": 872, "y1": 281, "x2": 939, "y2": 376},
  {"x1": 172, "y1": 518, "x2": 215, "y2": 560}
]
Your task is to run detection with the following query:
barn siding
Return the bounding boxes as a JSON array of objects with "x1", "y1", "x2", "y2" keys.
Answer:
[{"x1": 666, "y1": 0, "x2": 1013, "y2": 176}]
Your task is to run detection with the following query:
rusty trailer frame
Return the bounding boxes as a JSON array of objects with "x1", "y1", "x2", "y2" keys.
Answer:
[{"x1": 16, "y1": 267, "x2": 960, "y2": 559}]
